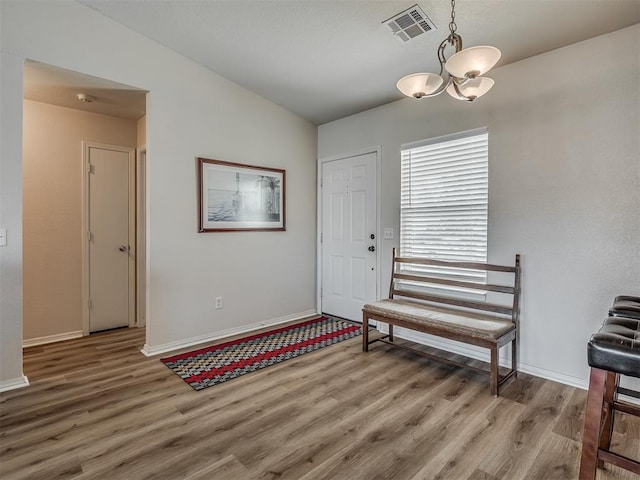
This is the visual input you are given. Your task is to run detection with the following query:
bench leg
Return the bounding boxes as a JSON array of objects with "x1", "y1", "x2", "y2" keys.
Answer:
[
  {"x1": 511, "y1": 336, "x2": 518, "y2": 379},
  {"x1": 579, "y1": 368, "x2": 608, "y2": 480},
  {"x1": 362, "y1": 312, "x2": 369, "y2": 352},
  {"x1": 388, "y1": 324, "x2": 394, "y2": 342},
  {"x1": 490, "y1": 347, "x2": 499, "y2": 397}
]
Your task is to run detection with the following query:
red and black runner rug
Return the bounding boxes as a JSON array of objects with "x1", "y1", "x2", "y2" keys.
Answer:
[{"x1": 161, "y1": 316, "x2": 361, "y2": 390}]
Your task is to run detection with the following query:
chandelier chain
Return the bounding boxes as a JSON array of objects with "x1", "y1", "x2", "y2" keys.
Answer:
[{"x1": 449, "y1": 0, "x2": 457, "y2": 34}]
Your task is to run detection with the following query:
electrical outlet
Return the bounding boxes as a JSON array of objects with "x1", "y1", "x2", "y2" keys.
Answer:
[{"x1": 215, "y1": 296, "x2": 223, "y2": 309}]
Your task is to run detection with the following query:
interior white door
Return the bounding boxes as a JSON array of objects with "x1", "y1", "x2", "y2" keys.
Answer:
[
  {"x1": 87, "y1": 145, "x2": 133, "y2": 333},
  {"x1": 321, "y1": 152, "x2": 377, "y2": 321}
]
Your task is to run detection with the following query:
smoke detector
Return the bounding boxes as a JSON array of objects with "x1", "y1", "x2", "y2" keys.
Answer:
[
  {"x1": 383, "y1": 4, "x2": 436, "y2": 42},
  {"x1": 77, "y1": 93, "x2": 96, "y2": 103}
]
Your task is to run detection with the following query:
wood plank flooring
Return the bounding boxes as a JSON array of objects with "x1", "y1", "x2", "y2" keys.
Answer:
[{"x1": 1, "y1": 325, "x2": 638, "y2": 479}]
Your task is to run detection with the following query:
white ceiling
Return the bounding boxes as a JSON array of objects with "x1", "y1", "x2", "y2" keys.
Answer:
[
  {"x1": 46, "y1": 1, "x2": 640, "y2": 124},
  {"x1": 24, "y1": 61, "x2": 147, "y2": 120}
]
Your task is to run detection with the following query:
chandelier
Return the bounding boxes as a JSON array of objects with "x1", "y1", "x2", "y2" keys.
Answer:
[{"x1": 396, "y1": 0, "x2": 501, "y2": 102}]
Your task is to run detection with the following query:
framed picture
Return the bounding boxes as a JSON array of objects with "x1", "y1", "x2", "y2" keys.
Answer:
[{"x1": 198, "y1": 157, "x2": 286, "y2": 232}]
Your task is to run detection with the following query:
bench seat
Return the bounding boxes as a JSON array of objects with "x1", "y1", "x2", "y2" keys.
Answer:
[{"x1": 363, "y1": 299, "x2": 515, "y2": 340}]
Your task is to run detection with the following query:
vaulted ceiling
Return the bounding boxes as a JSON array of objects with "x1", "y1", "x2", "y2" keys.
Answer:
[{"x1": 37, "y1": 1, "x2": 640, "y2": 124}]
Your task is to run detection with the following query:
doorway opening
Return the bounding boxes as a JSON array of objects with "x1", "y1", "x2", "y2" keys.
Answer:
[{"x1": 22, "y1": 60, "x2": 148, "y2": 345}]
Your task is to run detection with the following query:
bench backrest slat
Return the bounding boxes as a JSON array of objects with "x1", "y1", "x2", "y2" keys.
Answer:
[
  {"x1": 392, "y1": 288, "x2": 514, "y2": 316},
  {"x1": 393, "y1": 272, "x2": 515, "y2": 294},
  {"x1": 395, "y1": 256, "x2": 517, "y2": 273}
]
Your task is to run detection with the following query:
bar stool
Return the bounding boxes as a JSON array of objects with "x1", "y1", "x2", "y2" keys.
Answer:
[
  {"x1": 579, "y1": 313, "x2": 640, "y2": 479},
  {"x1": 609, "y1": 295, "x2": 640, "y2": 319}
]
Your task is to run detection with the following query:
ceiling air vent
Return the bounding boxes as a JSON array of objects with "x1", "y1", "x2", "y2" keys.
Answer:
[{"x1": 383, "y1": 4, "x2": 436, "y2": 42}]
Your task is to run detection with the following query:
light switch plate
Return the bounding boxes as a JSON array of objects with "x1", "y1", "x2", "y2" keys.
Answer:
[
  {"x1": 0, "y1": 228, "x2": 6, "y2": 247},
  {"x1": 383, "y1": 228, "x2": 393, "y2": 240}
]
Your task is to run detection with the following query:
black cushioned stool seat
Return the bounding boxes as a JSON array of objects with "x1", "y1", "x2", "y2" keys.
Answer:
[
  {"x1": 579, "y1": 313, "x2": 640, "y2": 479},
  {"x1": 609, "y1": 295, "x2": 640, "y2": 320},
  {"x1": 588, "y1": 316, "x2": 640, "y2": 378}
]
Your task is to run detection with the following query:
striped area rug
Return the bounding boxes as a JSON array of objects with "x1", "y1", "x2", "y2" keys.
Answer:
[{"x1": 161, "y1": 316, "x2": 361, "y2": 390}]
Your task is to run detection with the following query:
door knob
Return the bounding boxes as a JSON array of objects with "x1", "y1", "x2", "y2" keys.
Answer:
[
  {"x1": 119, "y1": 245, "x2": 128, "y2": 252},
  {"x1": 370, "y1": 234, "x2": 375, "y2": 240},
  {"x1": 368, "y1": 245, "x2": 376, "y2": 252}
]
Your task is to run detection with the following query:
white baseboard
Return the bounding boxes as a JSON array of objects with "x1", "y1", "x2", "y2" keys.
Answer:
[
  {"x1": 517, "y1": 365, "x2": 639, "y2": 405},
  {"x1": 141, "y1": 309, "x2": 319, "y2": 357},
  {"x1": 374, "y1": 325, "x2": 636, "y2": 399},
  {"x1": 23, "y1": 330, "x2": 84, "y2": 348},
  {"x1": 0, "y1": 375, "x2": 30, "y2": 393},
  {"x1": 518, "y1": 362, "x2": 586, "y2": 390}
]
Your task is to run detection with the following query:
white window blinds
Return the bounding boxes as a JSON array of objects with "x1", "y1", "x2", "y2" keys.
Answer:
[{"x1": 401, "y1": 129, "x2": 488, "y2": 285}]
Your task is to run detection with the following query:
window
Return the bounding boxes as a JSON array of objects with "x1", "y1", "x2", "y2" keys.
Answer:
[{"x1": 400, "y1": 128, "x2": 488, "y2": 286}]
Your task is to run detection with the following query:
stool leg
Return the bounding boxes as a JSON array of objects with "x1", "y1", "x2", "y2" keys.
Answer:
[
  {"x1": 579, "y1": 368, "x2": 608, "y2": 480},
  {"x1": 597, "y1": 371, "x2": 618, "y2": 467},
  {"x1": 388, "y1": 324, "x2": 394, "y2": 342}
]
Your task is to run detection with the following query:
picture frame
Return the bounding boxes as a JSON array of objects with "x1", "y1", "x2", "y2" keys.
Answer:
[{"x1": 198, "y1": 157, "x2": 286, "y2": 232}]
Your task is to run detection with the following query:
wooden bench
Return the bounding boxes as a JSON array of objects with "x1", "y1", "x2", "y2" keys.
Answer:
[{"x1": 362, "y1": 249, "x2": 521, "y2": 396}]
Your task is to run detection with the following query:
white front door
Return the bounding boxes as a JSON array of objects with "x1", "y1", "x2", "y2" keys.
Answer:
[
  {"x1": 321, "y1": 152, "x2": 377, "y2": 321},
  {"x1": 85, "y1": 143, "x2": 135, "y2": 333}
]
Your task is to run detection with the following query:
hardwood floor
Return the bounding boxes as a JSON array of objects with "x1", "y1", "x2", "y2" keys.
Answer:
[{"x1": 1, "y1": 326, "x2": 638, "y2": 479}]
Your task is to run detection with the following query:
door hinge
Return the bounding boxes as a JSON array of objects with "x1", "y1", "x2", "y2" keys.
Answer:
[
  {"x1": 320, "y1": 177, "x2": 323, "y2": 187},
  {"x1": 88, "y1": 299, "x2": 93, "y2": 310},
  {"x1": 320, "y1": 287, "x2": 323, "y2": 298},
  {"x1": 87, "y1": 231, "x2": 92, "y2": 241},
  {"x1": 320, "y1": 232, "x2": 323, "y2": 243},
  {"x1": 88, "y1": 163, "x2": 95, "y2": 174}
]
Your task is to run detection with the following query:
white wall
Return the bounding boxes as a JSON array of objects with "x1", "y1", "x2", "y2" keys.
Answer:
[
  {"x1": 0, "y1": 51, "x2": 26, "y2": 390},
  {"x1": 318, "y1": 25, "x2": 640, "y2": 388},
  {"x1": 0, "y1": 1, "x2": 317, "y2": 388},
  {"x1": 22, "y1": 100, "x2": 138, "y2": 342}
]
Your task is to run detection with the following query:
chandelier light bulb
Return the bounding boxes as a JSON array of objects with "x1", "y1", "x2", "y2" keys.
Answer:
[
  {"x1": 396, "y1": 73, "x2": 444, "y2": 99},
  {"x1": 444, "y1": 46, "x2": 501, "y2": 79},
  {"x1": 446, "y1": 77, "x2": 495, "y2": 101}
]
